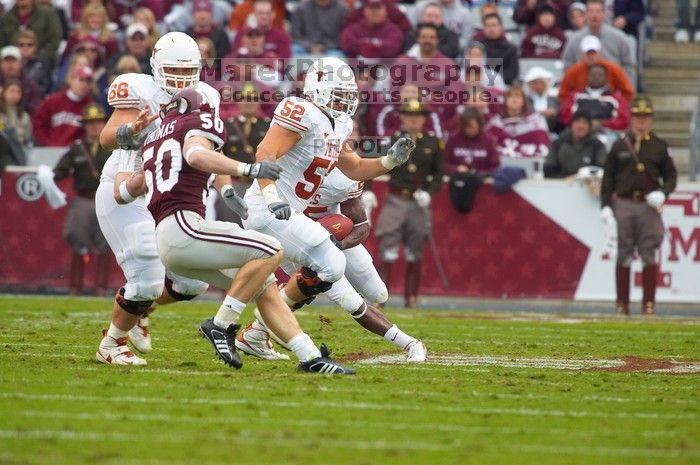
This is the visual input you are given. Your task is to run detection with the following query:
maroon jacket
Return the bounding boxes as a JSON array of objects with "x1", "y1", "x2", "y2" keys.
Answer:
[
  {"x1": 343, "y1": 1, "x2": 412, "y2": 32},
  {"x1": 231, "y1": 26, "x2": 292, "y2": 59},
  {"x1": 444, "y1": 130, "x2": 500, "y2": 174},
  {"x1": 32, "y1": 89, "x2": 93, "y2": 147},
  {"x1": 340, "y1": 20, "x2": 404, "y2": 58},
  {"x1": 486, "y1": 112, "x2": 551, "y2": 158},
  {"x1": 520, "y1": 24, "x2": 566, "y2": 58}
]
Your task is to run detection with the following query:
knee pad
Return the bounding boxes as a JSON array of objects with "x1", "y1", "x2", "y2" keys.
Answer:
[
  {"x1": 165, "y1": 272, "x2": 209, "y2": 300},
  {"x1": 296, "y1": 267, "x2": 333, "y2": 298},
  {"x1": 369, "y1": 282, "x2": 389, "y2": 304},
  {"x1": 116, "y1": 287, "x2": 153, "y2": 316}
]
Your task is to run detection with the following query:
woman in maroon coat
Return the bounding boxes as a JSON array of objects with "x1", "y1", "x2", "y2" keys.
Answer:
[{"x1": 445, "y1": 107, "x2": 500, "y2": 175}]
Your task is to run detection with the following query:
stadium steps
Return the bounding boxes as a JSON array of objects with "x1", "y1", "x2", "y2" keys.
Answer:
[{"x1": 643, "y1": 2, "x2": 700, "y2": 174}]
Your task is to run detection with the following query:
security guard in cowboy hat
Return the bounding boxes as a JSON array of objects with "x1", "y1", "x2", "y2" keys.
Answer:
[
  {"x1": 53, "y1": 103, "x2": 113, "y2": 296},
  {"x1": 601, "y1": 95, "x2": 677, "y2": 315},
  {"x1": 374, "y1": 99, "x2": 444, "y2": 308},
  {"x1": 217, "y1": 82, "x2": 271, "y2": 225}
]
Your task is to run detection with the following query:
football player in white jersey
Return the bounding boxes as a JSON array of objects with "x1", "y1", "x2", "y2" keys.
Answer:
[
  {"x1": 94, "y1": 32, "x2": 247, "y2": 365},
  {"x1": 237, "y1": 168, "x2": 427, "y2": 362},
  {"x1": 241, "y1": 57, "x2": 416, "y2": 341}
]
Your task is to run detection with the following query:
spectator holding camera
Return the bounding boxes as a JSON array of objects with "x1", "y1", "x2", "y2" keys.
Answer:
[
  {"x1": 445, "y1": 107, "x2": 500, "y2": 175},
  {"x1": 544, "y1": 110, "x2": 606, "y2": 178}
]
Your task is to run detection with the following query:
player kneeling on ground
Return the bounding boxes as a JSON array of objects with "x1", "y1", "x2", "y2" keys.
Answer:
[{"x1": 120, "y1": 88, "x2": 355, "y2": 374}]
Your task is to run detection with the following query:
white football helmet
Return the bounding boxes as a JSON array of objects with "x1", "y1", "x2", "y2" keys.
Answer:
[
  {"x1": 151, "y1": 32, "x2": 201, "y2": 95},
  {"x1": 303, "y1": 57, "x2": 358, "y2": 122}
]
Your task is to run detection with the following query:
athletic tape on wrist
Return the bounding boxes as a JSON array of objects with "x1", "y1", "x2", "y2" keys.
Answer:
[
  {"x1": 118, "y1": 180, "x2": 135, "y2": 203},
  {"x1": 236, "y1": 163, "x2": 250, "y2": 177},
  {"x1": 381, "y1": 156, "x2": 397, "y2": 170}
]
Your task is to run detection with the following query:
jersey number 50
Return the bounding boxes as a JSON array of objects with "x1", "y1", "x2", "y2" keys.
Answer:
[{"x1": 142, "y1": 139, "x2": 182, "y2": 204}]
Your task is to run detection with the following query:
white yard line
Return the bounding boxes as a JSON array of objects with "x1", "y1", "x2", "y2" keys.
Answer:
[{"x1": 1, "y1": 392, "x2": 694, "y2": 420}]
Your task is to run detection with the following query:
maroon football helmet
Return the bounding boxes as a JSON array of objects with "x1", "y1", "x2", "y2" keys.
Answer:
[{"x1": 160, "y1": 87, "x2": 212, "y2": 119}]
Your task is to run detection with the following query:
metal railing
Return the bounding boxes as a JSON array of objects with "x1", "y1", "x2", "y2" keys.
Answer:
[{"x1": 690, "y1": 73, "x2": 700, "y2": 182}]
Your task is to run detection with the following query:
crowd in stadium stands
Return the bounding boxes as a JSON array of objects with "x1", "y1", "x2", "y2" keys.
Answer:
[{"x1": 0, "y1": 0, "x2": 672, "y2": 180}]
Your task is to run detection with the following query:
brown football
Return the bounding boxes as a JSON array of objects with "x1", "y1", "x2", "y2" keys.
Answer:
[{"x1": 317, "y1": 214, "x2": 354, "y2": 241}]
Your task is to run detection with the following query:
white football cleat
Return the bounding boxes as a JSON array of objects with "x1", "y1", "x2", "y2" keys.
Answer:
[
  {"x1": 405, "y1": 340, "x2": 427, "y2": 363},
  {"x1": 129, "y1": 317, "x2": 152, "y2": 353},
  {"x1": 235, "y1": 322, "x2": 290, "y2": 360},
  {"x1": 96, "y1": 331, "x2": 147, "y2": 366}
]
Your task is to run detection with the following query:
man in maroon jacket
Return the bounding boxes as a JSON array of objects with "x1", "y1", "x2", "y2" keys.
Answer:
[
  {"x1": 231, "y1": 0, "x2": 291, "y2": 59},
  {"x1": 340, "y1": 0, "x2": 404, "y2": 59},
  {"x1": 32, "y1": 65, "x2": 94, "y2": 146}
]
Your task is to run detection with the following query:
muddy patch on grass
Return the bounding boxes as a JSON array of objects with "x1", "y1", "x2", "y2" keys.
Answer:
[{"x1": 591, "y1": 356, "x2": 700, "y2": 374}]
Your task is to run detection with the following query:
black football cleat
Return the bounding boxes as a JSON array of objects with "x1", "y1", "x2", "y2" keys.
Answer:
[
  {"x1": 298, "y1": 343, "x2": 356, "y2": 375},
  {"x1": 199, "y1": 318, "x2": 243, "y2": 369}
]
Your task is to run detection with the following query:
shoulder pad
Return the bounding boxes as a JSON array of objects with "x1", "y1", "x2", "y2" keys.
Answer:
[
  {"x1": 107, "y1": 73, "x2": 150, "y2": 109},
  {"x1": 272, "y1": 97, "x2": 313, "y2": 134}
]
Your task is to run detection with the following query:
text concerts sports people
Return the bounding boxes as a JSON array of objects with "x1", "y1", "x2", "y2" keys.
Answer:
[
  {"x1": 120, "y1": 88, "x2": 356, "y2": 374},
  {"x1": 240, "y1": 57, "x2": 417, "y2": 342},
  {"x1": 95, "y1": 32, "x2": 233, "y2": 365}
]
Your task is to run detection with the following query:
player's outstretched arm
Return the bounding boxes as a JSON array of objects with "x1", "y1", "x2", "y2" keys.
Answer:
[
  {"x1": 255, "y1": 124, "x2": 301, "y2": 220},
  {"x1": 338, "y1": 195, "x2": 371, "y2": 250},
  {"x1": 183, "y1": 136, "x2": 282, "y2": 180},
  {"x1": 337, "y1": 137, "x2": 416, "y2": 181}
]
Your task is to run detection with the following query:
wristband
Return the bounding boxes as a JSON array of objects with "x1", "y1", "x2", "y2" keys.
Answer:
[
  {"x1": 261, "y1": 183, "x2": 281, "y2": 205},
  {"x1": 353, "y1": 220, "x2": 369, "y2": 227},
  {"x1": 118, "y1": 180, "x2": 135, "y2": 203},
  {"x1": 236, "y1": 163, "x2": 250, "y2": 177},
  {"x1": 380, "y1": 156, "x2": 397, "y2": 170},
  {"x1": 219, "y1": 184, "x2": 234, "y2": 196}
]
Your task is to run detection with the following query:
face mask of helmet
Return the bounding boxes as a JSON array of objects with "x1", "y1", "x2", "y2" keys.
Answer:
[
  {"x1": 304, "y1": 58, "x2": 359, "y2": 123},
  {"x1": 156, "y1": 66, "x2": 200, "y2": 94}
]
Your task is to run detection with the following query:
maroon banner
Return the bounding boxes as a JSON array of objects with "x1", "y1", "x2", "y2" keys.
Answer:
[{"x1": 1, "y1": 172, "x2": 588, "y2": 298}]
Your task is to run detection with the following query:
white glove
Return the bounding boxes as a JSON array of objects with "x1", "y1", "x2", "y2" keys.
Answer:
[
  {"x1": 646, "y1": 190, "x2": 666, "y2": 210},
  {"x1": 576, "y1": 166, "x2": 603, "y2": 180},
  {"x1": 381, "y1": 137, "x2": 416, "y2": 169},
  {"x1": 600, "y1": 206, "x2": 614, "y2": 222},
  {"x1": 361, "y1": 191, "x2": 378, "y2": 225},
  {"x1": 36, "y1": 164, "x2": 67, "y2": 210},
  {"x1": 413, "y1": 189, "x2": 431, "y2": 209}
]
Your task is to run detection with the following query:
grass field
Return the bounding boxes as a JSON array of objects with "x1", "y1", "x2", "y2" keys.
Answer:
[{"x1": 0, "y1": 296, "x2": 698, "y2": 465}]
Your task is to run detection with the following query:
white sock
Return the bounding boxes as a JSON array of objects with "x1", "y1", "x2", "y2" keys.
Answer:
[
  {"x1": 286, "y1": 332, "x2": 321, "y2": 361},
  {"x1": 214, "y1": 295, "x2": 245, "y2": 328},
  {"x1": 104, "y1": 323, "x2": 129, "y2": 345},
  {"x1": 280, "y1": 288, "x2": 296, "y2": 307},
  {"x1": 383, "y1": 325, "x2": 416, "y2": 350}
]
